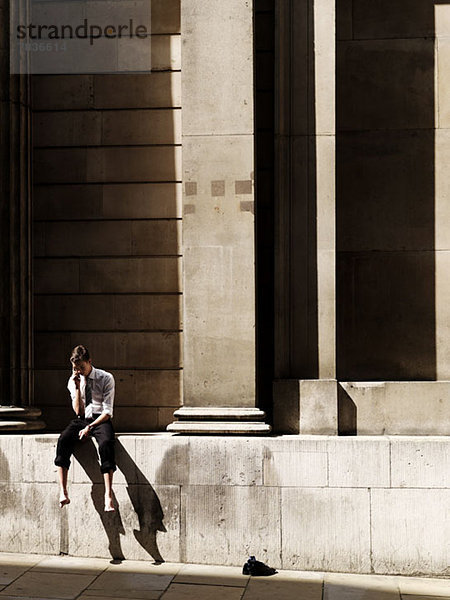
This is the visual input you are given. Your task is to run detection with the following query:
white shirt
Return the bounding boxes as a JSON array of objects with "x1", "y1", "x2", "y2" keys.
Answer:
[{"x1": 67, "y1": 366, "x2": 115, "y2": 419}]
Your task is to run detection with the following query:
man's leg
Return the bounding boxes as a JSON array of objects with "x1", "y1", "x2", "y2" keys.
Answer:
[
  {"x1": 55, "y1": 419, "x2": 85, "y2": 507},
  {"x1": 92, "y1": 420, "x2": 116, "y2": 511}
]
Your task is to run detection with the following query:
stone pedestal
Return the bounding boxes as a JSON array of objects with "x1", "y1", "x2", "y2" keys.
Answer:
[
  {"x1": 167, "y1": 0, "x2": 270, "y2": 434},
  {"x1": 0, "y1": 0, "x2": 45, "y2": 430}
]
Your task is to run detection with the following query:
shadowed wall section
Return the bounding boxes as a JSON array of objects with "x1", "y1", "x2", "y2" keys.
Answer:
[
  {"x1": 31, "y1": 0, "x2": 182, "y2": 431},
  {"x1": 336, "y1": 0, "x2": 441, "y2": 380}
]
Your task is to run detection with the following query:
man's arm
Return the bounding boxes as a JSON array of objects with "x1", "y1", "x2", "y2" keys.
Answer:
[{"x1": 68, "y1": 371, "x2": 83, "y2": 416}]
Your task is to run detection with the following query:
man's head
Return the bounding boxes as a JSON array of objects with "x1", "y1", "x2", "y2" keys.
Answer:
[{"x1": 70, "y1": 345, "x2": 92, "y2": 377}]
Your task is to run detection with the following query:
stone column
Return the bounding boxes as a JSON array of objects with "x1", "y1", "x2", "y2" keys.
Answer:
[
  {"x1": 0, "y1": 0, "x2": 45, "y2": 430},
  {"x1": 168, "y1": 0, "x2": 270, "y2": 433},
  {"x1": 273, "y1": 0, "x2": 337, "y2": 434}
]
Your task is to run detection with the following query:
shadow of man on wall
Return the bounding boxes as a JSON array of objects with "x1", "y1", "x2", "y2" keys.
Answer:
[{"x1": 74, "y1": 437, "x2": 165, "y2": 563}]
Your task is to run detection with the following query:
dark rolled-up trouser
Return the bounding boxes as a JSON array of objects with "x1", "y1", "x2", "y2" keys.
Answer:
[{"x1": 54, "y1": 415, "x2": 116, "y2": 474}]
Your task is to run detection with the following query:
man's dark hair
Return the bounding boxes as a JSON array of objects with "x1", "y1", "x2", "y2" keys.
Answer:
[{"x1": 70, "y1": 345, "x2": 90, "y2": 363}]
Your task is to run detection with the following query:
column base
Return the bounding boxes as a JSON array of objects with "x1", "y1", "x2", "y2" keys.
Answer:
[
  {"x1": 0, "y1": 406, "x2": 46, "y2": 431},
  {"x1": 167, "y1": 407, "x2": 272, "y2": 434}
]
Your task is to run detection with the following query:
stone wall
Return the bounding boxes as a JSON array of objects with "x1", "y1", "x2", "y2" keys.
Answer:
[
  {"x1": 31, "y1": 0, "x2": 182, "y2": 432},
  {"x1": 0, "y1": 434, "x2": 448, "y2": 576}
]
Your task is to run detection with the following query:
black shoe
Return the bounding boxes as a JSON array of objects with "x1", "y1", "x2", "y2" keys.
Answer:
[{"x1": 242, "y1": 556, "x2": 277, "y2": 576}]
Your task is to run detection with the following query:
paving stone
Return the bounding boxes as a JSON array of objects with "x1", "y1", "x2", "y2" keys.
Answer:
[
  {"x1": 397, "y1": 577, "x2": 450, "y2": 597},
  {"x1": 243, "y1": 572, "x2": 323, "y2": 600},
  {"x1": 161, "y1": 583, "x2": 244, "y2": 600},
  {"x1": 106, "y1": 562, "x2": 181, "y2": 576},
  {"x1": 86, "y1": 571, "x2": 173, "y2": 594},
  {"x1": 31, "y1": 555, "x2": 109, "y2": 575},
  {"x1": 174, "y1": 564, "x2": 248, "y2": 587},
  {"x1": 0, "y1": 565, "x2": 31, "y2": 586},
  {"x1": 0, "y1": 571, "x2": 96, "y2": 599}
]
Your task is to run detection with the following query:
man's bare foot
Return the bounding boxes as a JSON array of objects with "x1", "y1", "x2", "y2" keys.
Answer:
[
  {"x1": 104, "y1": 496, "x2": 115, "y2": 512},
  {"x1": 59, "y1": 493, "x2": 70, "y2": 508}
]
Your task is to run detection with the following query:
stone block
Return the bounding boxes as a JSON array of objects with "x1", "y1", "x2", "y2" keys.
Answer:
[
  {"x1": 35, "y1": 294, "x2": 181, "y2": 332},
  {"x1": 337, "y1": 252, "x2": 436, "y2": 381},
  {"x1": 436, "y1": 250, "x2": 450, "y2": 379},
  {"x1": 281, "y1": 488, "x2": 371, "y2": 573},
  {"x1": 114, "y1": 407, "x2": 160, "y2": 433},
  {"x1": 21, "y1": 483, "x2": 62, "y2": 555},
  {"x1": 0, "y1": 437, "x2": 23, "y2": 482},
  {"x1": 390, "y1": 439, "x2": 450, "y2": 488},
  {"x1": 35, "y1": 221, "x2": 180, "y2": 258},
  {"x1": 33, "y1": 148, "x2": 87, "y2": 184},
  {"x1": 397, "y1": 576, "x2": 450, "y2": 597},
  {"x1": 151, "y1": 0, "x2": 180, "y2": 34},
  {"x1": 33, "y1": 185, "x2": 103, "y2": 221},
  {"x1": 264, "y1": 449, "x2": 327, "y2": 487},
  {"x1": 101, "y1": 109, "x2": 182, "y2": 145},
  {"x1": 337, "y1": 39, "x2": 434, "y2": 131},
  {"x1": 337, "y1": 130, "x2": 434, "y2": 253},
  {"x1": 151, "y1": 35, "x2": 181, "y2": 71},
  {"x1": 182, "y1": 0, "x2": 253, "y2": 135},
  {"x1": 33, "y1": 112, "x2": 101, "y2": 147},
  {"x1": 299, "y1": 380, "x2": 338, "y2": 435},
  {"x1": 135, "y1": 436, "x2": 189, "y2": 486},
  {"x1": 187, "y1": 438, "x2": 263, "y2": 486},
  {"x1": 32, "y1": 75, "x2": 94, "y2": 110},
  {"x1": 67, "y1": 482, "x2": 180, "y2": 563},
  {"x1": 272, "y1": 380, "x2": 300, "y2": 434},
  {"x1": 435, "y1": 130, "x2": 450, "y2": 252},
  {"x1": 336, "y1": 0, "x2": 353, "y2": 40},
  {"x1": 352, "y1": 1, "x2": 435, "y2": 39},
  {"x1": 115, "y1": 370, "x2": 182, "y2": 407},
  {"x1": 102, "y1": 183, "x2": 182, "y2": 219},
  {"x1": 157, "y1": 408, "x2": 176, "y2": 430},
  {"x1": 79, "y1": 257, "x2": 181, "y2": 293},
  {"x1": 86, "y1": 146, "x2": 182, "y2": 183},
  {"x1": 23, "y1": 436, "x2": 60, "y2": 484},
  {"x1": 338, "y1": 382, "x2": 450, "y2": 436},
  {"x1": 314, "y1": 0, "x2": 335, "y2": 136},
  {"x1": 183, "y1": 486, "x2": 281, "y2": 568},
  {"x1": 93, "y1": 73, "x2": 181, "y2": 109},
  {"x1": 371, "y1": 489, "x2": 450, "y2": 575},
  {"x1": 328, "y1": 439, "x2": 390, "y2": 488},
  {"x1": 0, "y1": 485, "x2": 24, "y2": 552},
  {"x1": 34, "y1": 331, "x2": 181, "y2": 369}
]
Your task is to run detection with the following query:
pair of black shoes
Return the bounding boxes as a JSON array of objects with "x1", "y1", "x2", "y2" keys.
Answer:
[{"x1": 242, "y1": 556, "x2": 277, "y2": 576}]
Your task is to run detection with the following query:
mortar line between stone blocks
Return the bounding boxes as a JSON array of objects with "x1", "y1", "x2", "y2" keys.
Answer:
[
  {"x1": 369, "y1": 487, "x2": 374, "y2": 574},
  {"x1": 388, "y1": 439, "x2": 392, "y2": 488}
]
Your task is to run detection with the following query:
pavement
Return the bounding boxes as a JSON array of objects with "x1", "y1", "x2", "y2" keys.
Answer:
[{"x1": 0, "y1": 553, "x2": 449, "y2": 600}]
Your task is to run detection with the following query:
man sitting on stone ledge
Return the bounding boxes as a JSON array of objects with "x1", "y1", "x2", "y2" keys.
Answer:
[{"x1": 54, "y1": 344, "x2": 116, "y2": 512}]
